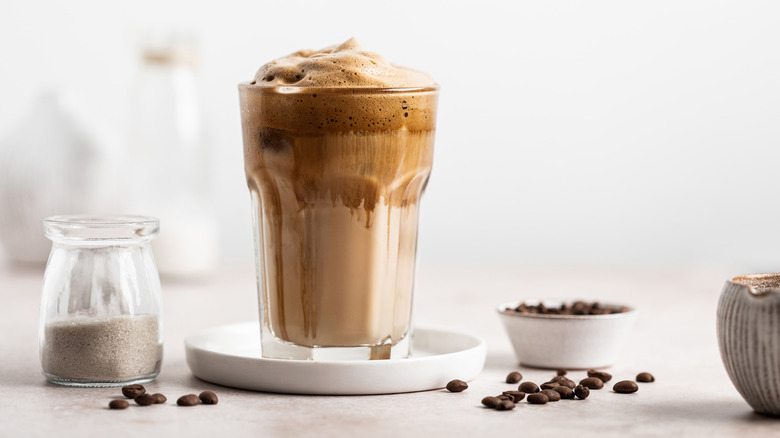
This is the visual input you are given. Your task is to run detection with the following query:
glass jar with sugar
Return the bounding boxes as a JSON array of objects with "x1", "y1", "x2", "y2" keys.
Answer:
[{"x1": 39, "y1": 215, "x2": 163, "y2": 387}]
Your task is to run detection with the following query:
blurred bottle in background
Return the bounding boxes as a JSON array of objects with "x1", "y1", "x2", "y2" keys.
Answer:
[
  {"x1": 0, "y1": 92, "x2": 116, "y2": 265},
  {"x1": 126, "y1": 31, "x2": 217, "y2": 279}
]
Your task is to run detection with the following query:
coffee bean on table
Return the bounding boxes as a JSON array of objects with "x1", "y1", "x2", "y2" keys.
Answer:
[
  {"x1": 497, "y1": 395, "x2": 512, "y2": 401},
  {"x1": 502, "y1": 391, "x2": 525, "y2": 402},
  {"x1": 540, "y1": 382, "x2": 559, "y2": 390},
  {"x1": 134, "y1": 394, "x2": 156, "y2": 406},
  {"x1": 587, "y1": 369, "x2": 613, "y2": 383},
  {"x1": 482, "y1": 396, "x2": 500, "y2": 408},
  {"x1": 613, "y1": 380, "x2": 639, "y2": 394},
  {"x1": 556, "y1": 369, "x2": 567, "y2": 376},
  {"x1": 496, "y1": 400, "x2": 516, "y2": 411},
  {"x1": 579, "y1": 377, "x2": 604, "y2": 389},
  {"x1": 152, "y1": 393, "x2": 167, "y2": 404},
  {"x1": 527, "y1": 393, "x2": 549, "y2": 404},
  {"x1": 540, "y1": 389, "x2": 561, "y2": 402},
  {"x1": 199, "y1": 391, "x2": 219, "y2": 405},
  {"x1": 177, "y1": 394, "x2": 201, "y2": 407},
  {"x1": 553, "y1": 386, "x2": 574, "y2": 399},
  {"x1": 518, "y1": 382, "x2": 540, "y2": 393},
  {"x1": 574, "y1": 384, "x2": 590, "y2": 400},
  {"x1": 121, "y1": 384, "x2": 146, "y2": 398},
  {"x1": 558, "y1": 378, "x2": 576, "y2": 389},
  {"x1": 636, "y1": 372, "x2": 655, "y2": 382},
  {"x1": 446, "y1": 379, "x2": 468, "y2": 392},
  {"x1": 551, "y1": 375, "x2": 567, "y2": 383},
  {"x1": 108, "y1": 399, "x2": 129, "y2": 410},
  {"x1": 505, "y1": 371, "x2": 523, "y2": 384}
]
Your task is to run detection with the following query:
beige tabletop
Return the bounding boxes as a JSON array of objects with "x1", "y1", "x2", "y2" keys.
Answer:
[{"x1": 0, "y1": 263, "x2": 776, "y2": 437}]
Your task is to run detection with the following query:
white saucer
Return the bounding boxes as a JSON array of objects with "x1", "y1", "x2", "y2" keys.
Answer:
[{"x1": 184, "y1": 322, "x2": 486, "y2": 395}]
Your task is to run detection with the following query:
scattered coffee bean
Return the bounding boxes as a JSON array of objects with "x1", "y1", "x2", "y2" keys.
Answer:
[
  {"x1": 553, "y1": 386, "x2": 574, "y2": 399},
  {"x1": 152, "y1": 393, "x2": 167, "y2": 404},
  {"x1": 482, "y1": 396, "x2": 500, "y2": 408},
  {"x1": 558, "y1": 378, "x2": 576, "y2": 389},
  {"x1": 587, "y1": 370, "x2": 613, "y2": 383},
  {"x1": 108, "y1": 399, "x2": 129, "y2": 410},
  {"x1": 613, "y1": 380, "x2": 639, "y2": 394},
  {"x1": 574, "y1": 385, "x2": 590, "y2": 400},
  {"x1": 540, "y1": 382, "x2": 559, "y2": 390},
  {"x1": 579, "y1": 377, "x2": 604, "y2": 389},
  {"x1": 512, "y1": 301, "x2": 628, "y2": 316},
  {"x1": 446, "y1": 379, "x2": 468, "y2": 392},
  {"x1": 502, "y1": 391, "x2": 525, "y2": 403},
  {"x1": 527, "y1": 393, "x2": 549, "y2": 404},
  {"x1": 551, "y1": 375, "x2": 567, "y2": 383},
  {"x1": 505, "y1": 371, "x2": 523, "y2": 384},
  {"x1": 134, "y1": 394, "x2": 156, "y2": 406},
  {"x1": 497, "y1": 395, "x2": 513, "y2": 401},
  {"x1": 199, "y1": 391, "x2": 219, "y2": 405},
  {"x1": 177, "y1": 394, "x2": 200, "y2": 407},
  {"x1": 496, "y1": 400, "x2": 516, "y2": 411},
  {"x1": 636, "y1": 372, "x2": 655, "y2": 383},
  {"x1": 121, "y1": 384, "x2": 146, "y2": 398},
  {"x1": 556, "y1": 369, "x2": 567, "y2": 376},
  {"x1": 518, "y1": 382, "x2": 540, "y2": 393},
  {"x1": 541, "y1": 389, "x2": 561, "y2": 402}
]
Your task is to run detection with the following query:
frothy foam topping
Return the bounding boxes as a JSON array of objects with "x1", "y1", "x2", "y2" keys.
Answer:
[{"x1": 252, "y1": 38, "x2": 435, "y2": 88}]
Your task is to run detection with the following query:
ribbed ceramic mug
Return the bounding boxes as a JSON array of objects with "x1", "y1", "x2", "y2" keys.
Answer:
[{"x1": 717, "y1": 274, "x2": 780, "y2": 417}]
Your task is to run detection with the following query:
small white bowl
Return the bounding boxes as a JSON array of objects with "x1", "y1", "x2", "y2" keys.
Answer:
[{"x1": 497, "y1": 300, "x2": 637, "y2": 369}]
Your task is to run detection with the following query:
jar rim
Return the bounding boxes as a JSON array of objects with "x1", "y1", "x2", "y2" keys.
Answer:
[{"x1": 43, "y1": 215, "x2": 160, "y2": 244}]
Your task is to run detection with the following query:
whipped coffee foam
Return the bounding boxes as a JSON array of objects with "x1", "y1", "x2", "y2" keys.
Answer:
[{"x1": 252, "y1": 37, "x2": 435, "y2": 88}]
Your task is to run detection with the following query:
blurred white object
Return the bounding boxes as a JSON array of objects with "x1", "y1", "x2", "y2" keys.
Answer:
[
  {"x1": 0, "y1": 92, "x2": 109, "y2": 265},
  {"x1": 126, "y1": 31, "x2": 217, "y2": 278}
]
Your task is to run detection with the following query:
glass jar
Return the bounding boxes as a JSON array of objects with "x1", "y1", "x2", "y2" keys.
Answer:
[{"x1": 39, "y1": 215, "x2": 163, "y2": 387}]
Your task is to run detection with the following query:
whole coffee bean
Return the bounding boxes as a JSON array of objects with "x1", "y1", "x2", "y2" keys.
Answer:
[
  {"x1": 152, "y1": 393, "x2": 167, "y2": 404},
  {"x1": 108, "y1": 399, "x2": 129, "y2": 410},
  {"x1": 121, "y1": 384, "x2": 146, "y2": 398},
  {"x1": 556, "y1": 369, "x2": 567, "y2": 376},
  {"x1": 446, "y1": 379, "x2": 468, "y2": 392},
  {"x1": 574, "y1": 384, "x2": 590, "y2": 400},
  {"x1": 496, "y1": 400, "x2": 516, "y2": 411},
  {"x1": 553, "y1": 386, "x2": 574, "y2": 399},
  {"x1": 134, "y1": 394, "x2": 156, "y2": 406},
  {"x1": 636, "y1": 372, "x2": 655, "y2": 383},
  {"x1": 177, "y1": 394, "x2": 200, "y2": 407},
  {"x1": 481, "y1": 396, "x2": 500, "y2": 408},
  {"x1": 502, "y1": 390, "x2": 525, "y2": 403},
  {"x1": 540, "y1": 382, "x2": 559, "y2": 390},
  {"x1": 613, "y1": 380, "x2": 639, "y2": 394},
  {"x1": 558, "y1": 378, "x2": 576, "y2": 389},
  {"x1": 497, "y1": 395, "x2": 512, "y2": 401},
  {"x1": 518, "y1": 382, "x2": 540, "y2": 393},
  {"x1": 505, "y1": 371, "x2": 523, "y2": 384},
  {"x1": 579, "y1": 377, "x2": 604, "y2": 389},
  {"x1": 199, "y1": 391, "x2": 218, "y2": 405},
  {"x1": 540, "y1": 389, "x2": 561, "y2": 402},
  {"x1": 587, "y1": 369, "x2": 613, "y2": 383},
  {"x1": 527, "y1": 393, "x2": 549, "y2": 404},
  {"x1": 551, "y1": 375, "x2": 567, "y2": 383}
]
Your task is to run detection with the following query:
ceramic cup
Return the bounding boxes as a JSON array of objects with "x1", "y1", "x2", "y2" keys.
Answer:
[{"x1": 717, "y1": 274, "x2": 780, "y2": 417}]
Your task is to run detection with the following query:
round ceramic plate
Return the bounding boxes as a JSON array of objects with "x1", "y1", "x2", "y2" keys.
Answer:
[{"x1": 184, "y1": 322, "x2": 486, "y2": 395}]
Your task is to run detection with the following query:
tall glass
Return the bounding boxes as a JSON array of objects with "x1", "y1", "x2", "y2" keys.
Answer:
[{"x1": 239, "y1": 84, "x2": 438, "y2": 360}]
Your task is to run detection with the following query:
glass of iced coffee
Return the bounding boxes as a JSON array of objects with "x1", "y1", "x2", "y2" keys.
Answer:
[{"x1": 239, "y1": 38, "x2": 438, "y2": 360}]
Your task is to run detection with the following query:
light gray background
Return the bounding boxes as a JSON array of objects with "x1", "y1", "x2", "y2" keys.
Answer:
[{"x1": 2, "y1": 0, "x2": 779, "y2": 271}]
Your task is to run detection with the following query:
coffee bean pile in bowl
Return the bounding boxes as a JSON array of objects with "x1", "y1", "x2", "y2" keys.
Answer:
[{"x1": 497, "y1": 300, "x2": 638, "y2": 369}]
